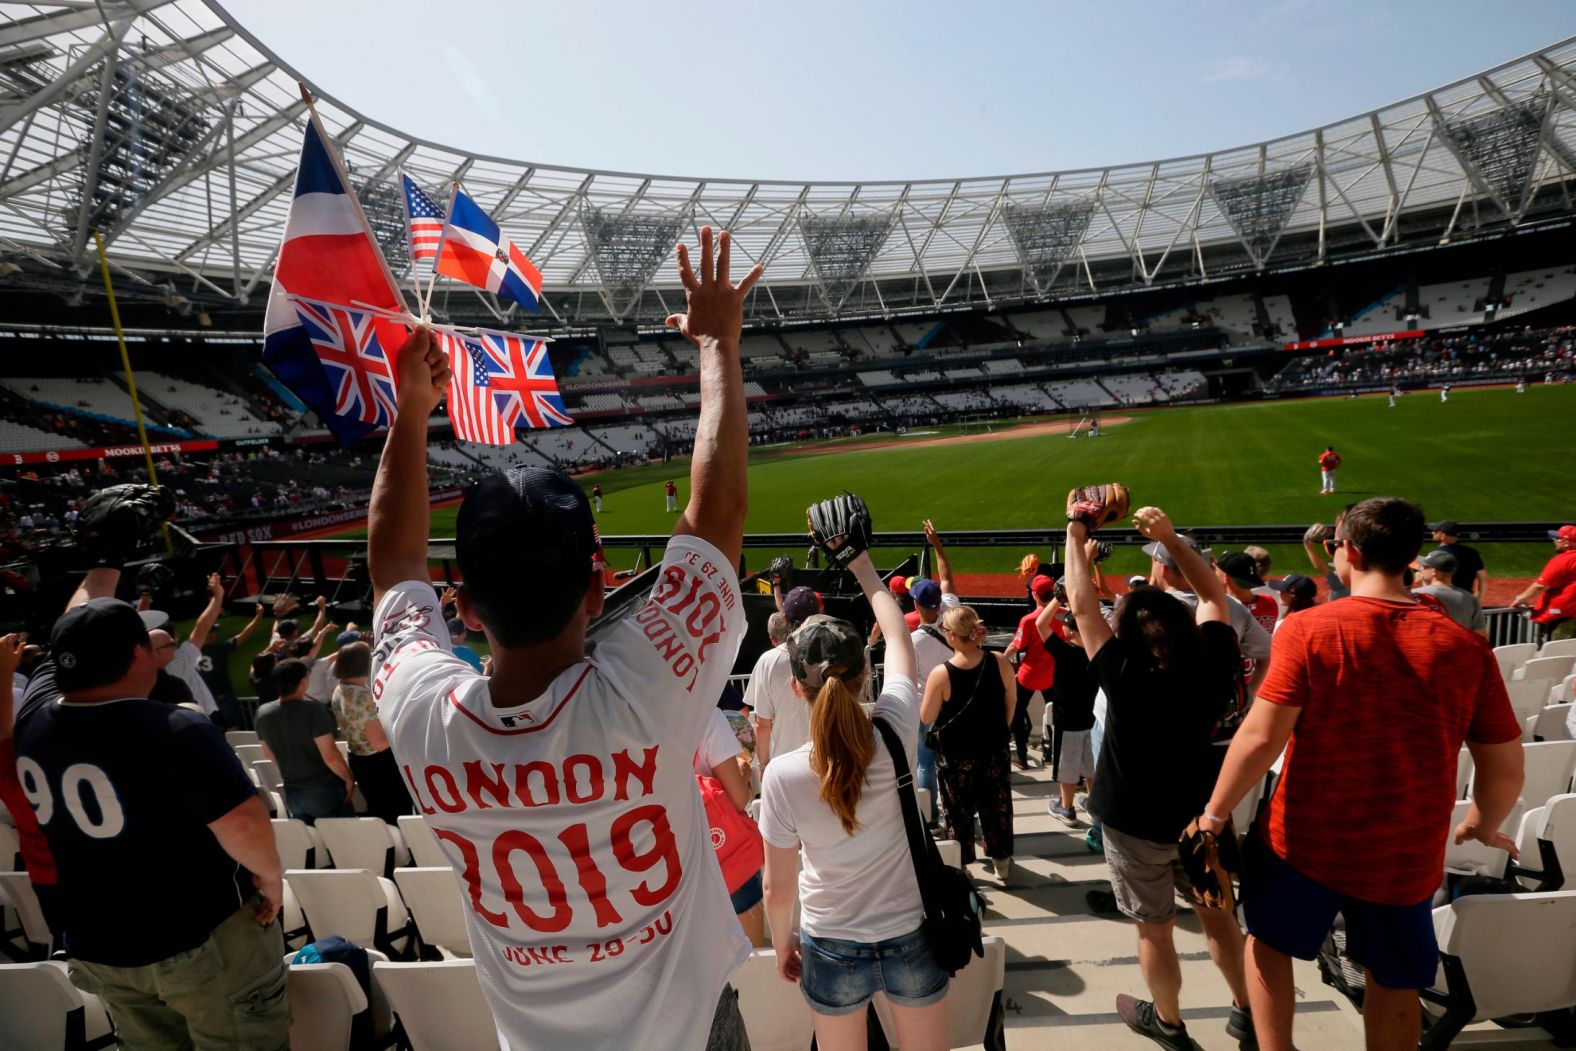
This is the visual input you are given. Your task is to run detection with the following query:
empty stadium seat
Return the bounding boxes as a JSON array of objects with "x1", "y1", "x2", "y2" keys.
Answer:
[
  {"x1": 284, "y1": 957, "x2": 368, "y2": 1051},
  {"x1": 373, "y1": 959, "x2": 499, "y2": 1051},
  {"x1": 1534, "y1": 705, "x2": 1575, "y2": 742},
  {"x1": 397, "y1": 815, "x2": 452, "y2": 869},
  {"x1": 936, "y1": 839, "x2": 963, "y2": 869},
  {"x1": 733, "y1": 949, "x2": 815, "y2": 1051},
  {"x1": 1421, "y1": 890, "x2": 1576, "y2": 1049},
  {"x1": 1443, "y1": 799, "x2": 1525, "y2": 879},
  {"x1": 315, "y1": 818, "x2": 410, "y2": 878},
  {"x1": 1506, "y1": 679, "x2": 1552, "y2": 721},
  {"x1": 1517, "y1": 656, "x2": 1576, "y2": 685},
  {"x1": 252, "y1": 759, "x2": 284, "y2": 793},
  {"x1": 0, "y1": 825, "x2": 19, "y2": 871},
  {"x1": 1520, "y1": 742, "x2": 1576, "y2": 808},
  {"x1": 1541, "y1": 638, "x2": 1576, "y2": 661},
  {"x1": 916, "y1": 787, "x2": 932, "y2": 825},
  {"x1": 225, "y1": 730, "x2": 260, "y2": 748},
  {"x1": 1516, "y1": 795, "x2": 1576, "y2": 891},
  {"x1": 0, "y1": 872, "x2": 51, "y2": 960},
  {"x1": 871, "y1": 936, "x2": 1007, "y2": 1049},
  {"x1": 234, "y1": 743, "x2": 267, "y2": 768},
  {"x1": 273, "y1": 818, "x2": 330, "y2": 870},
  {"x1": 392, "y1": 868, "x2": 472, "y2": 957},
  {"x1": 281, "y1": 879, "x2": 310, "y2": 951},
  {"x1": 0, "y1": 960, "x2": 116, "y2": 1051},
  {"x1": 285, "y1": 869, "x2": 414, "y2": 959},
  {"x1": 1456, "y1": 748, "x2": 1474, "y2": 799},
  {"x1": 1496, "y1": 643, "x2": 1538, "y2": 678}
]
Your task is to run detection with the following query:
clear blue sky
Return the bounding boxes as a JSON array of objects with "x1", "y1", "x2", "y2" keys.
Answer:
[{"x1": 224, "y1": 0, "x2": 1575, "y2": 181}]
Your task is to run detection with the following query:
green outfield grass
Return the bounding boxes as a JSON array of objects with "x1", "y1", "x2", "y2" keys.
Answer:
[{"x1": 336, "y1": 383, "x2": 1573, "y2": 581}]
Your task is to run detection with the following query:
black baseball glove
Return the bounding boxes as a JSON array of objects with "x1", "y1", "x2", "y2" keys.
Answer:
[
  {"x1": 766, "y1": 554, "x2": 795, "y2": 591},
  {"x1": 72, "y1": 484, "x2": 176, "y2": 568},
  {"x1": 136, "y1": 561, "x2": 176, "y2": 593},
  {"x1": 1177, "y1": 818, "x2": 1244, "y2": 911},
  {"x1": 806, "y1": 493, "x2": 874, "y2": 570}
]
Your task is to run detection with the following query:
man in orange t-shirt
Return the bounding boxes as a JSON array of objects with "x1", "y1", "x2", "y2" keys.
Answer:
[
  {"x1": 1199, "y1": 497, "x2": 1524, "y2": 1051},
  {"x1": 1316, "y1": 446, "x2": 1342, "y2": 495},
  {"x1": 1512, "y1": 524, "x2": 1576, "y2": 641}
]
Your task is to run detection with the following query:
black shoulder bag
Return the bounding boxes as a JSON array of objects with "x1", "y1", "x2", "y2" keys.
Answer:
[{"x1": 872, "y1": 716, "x2": 984, "y2": 975}]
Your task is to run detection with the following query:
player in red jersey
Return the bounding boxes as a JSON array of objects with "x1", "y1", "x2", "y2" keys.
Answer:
[{"x1": 1316, "y1": 446, "x2": 1342, "y2": 495}]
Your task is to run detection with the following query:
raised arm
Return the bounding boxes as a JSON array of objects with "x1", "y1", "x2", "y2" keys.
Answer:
[
  {"x1": 368, "y1": 327, "x2": 450, "y2": 605},
  {"x1": 232, "y1": 603, "x2": 264, "y2": 645},
  {"x1": 924, "y1": 519, "x2": 955, "y2": 595},
  {"x1": 668, "y1": 228, "x2": 763, "y2": 570},
  {"x1": 187, "y1": 573, "x2": 225, "y2": 650},
  {"x1": 66, "y1": 567, "x2": 121, "y2": 613},
  {"x1": 1303, "y1": 523, "x2": 1332, "y2": 577},
  {"x1": 1135, "y1": 507, "x2": 1229, "y2": 625},
  {"x1": 849, "y1": 551, "x2": 914, "y2": 688},
  {"x1": 0, "y1": 634, "x2": 23, "y2": 744},
  {"x1": 1063, "y1": 513, "x2": 1113, "y2": 659}
]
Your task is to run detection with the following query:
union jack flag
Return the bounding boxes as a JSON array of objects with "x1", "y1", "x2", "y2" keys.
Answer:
[
  {"x1": 290, "y1": 298, "x2": 400, "y2": 427},
  {"x1": 441, "y1": 328, "x2": 572, "y2": 444}
]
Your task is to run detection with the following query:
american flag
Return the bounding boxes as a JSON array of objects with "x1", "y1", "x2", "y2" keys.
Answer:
[
  {"x1": 441, "y1": 328, "x2": 572, "y2": 444},
  {"x1": 399, "y1": 171, "x2": 446, "y2": 263},
  {"x1": 291, "y1": 298, "x2": 400, "y2": 426}
]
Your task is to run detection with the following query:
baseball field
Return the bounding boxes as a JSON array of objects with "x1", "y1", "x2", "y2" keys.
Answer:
[{"x1": 392, "y1": 383, "x2": 1572, "y2": 586}]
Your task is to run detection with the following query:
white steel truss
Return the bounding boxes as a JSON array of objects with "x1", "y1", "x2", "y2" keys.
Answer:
[{"x1": 0, "y1": 2, "x2": 1574, "y2": 326}]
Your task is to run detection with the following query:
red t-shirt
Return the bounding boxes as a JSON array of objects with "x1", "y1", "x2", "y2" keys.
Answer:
[
  {"x1": 1011, "y1": 610, "x2": 1056, "y2": 692},
  {"x1": 1318, "y1": 451, "x2": 1340, "y2": 470},
  {"x1": 904, "y1": 610, "x2": 922, "y2": 631},
  {"x1": 1245, "y1": 593, "x2": 1279, "y2": 638},
  {"x1": 1532, "y1": 550, "x2": 1576, "y2": 624},
  {"x1": 664, "y1": 482, "x2": 677, "y2": 496},
  {"x1": 1256, "y1": 598, "x2": 1521, "y2": 905}
]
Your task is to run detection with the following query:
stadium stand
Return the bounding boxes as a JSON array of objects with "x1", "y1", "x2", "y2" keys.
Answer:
[{"x1": 142, "y1": 373, "x2": 282, "y2": 438}]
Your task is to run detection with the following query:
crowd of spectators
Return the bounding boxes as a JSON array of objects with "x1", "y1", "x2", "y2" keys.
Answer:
[
  {"x1": 0, "y1": 231, "x2": 1571, "y2": 1051},
  {"x1": 1267, "y1": 324, "x2": 1575, "y2": 392}
]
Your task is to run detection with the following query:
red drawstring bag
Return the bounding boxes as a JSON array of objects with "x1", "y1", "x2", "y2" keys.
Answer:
[{"x1": 697, "y1": 774, "x2": 763, "y2": 894}]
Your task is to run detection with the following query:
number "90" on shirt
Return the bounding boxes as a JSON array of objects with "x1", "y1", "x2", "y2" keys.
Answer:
[{"x1": 434, "y1": 804, "x2": 681, "y2": 935}]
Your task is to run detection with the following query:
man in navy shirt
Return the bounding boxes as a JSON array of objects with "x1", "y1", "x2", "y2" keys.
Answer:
[{"x1": 12, "y1": 562, "x2": 290, "y2": 1049}]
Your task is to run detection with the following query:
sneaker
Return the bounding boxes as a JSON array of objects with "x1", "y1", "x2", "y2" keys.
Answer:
[
  {"x1": 1226, "y1": 1003, "x2": 1257, "y2": 1048},
  {"x1": 993, "y1": 857, "x2": 1013, "y2": 881},
  {"x1": 1084, "y1": 826, "x2": 1104, "y2": 854},
  {"x1": 1048, "y1": 801, "x2": 1079, "y2": 826},
  {"x1": 1114, "y1": 994, "x2": 1198, "y2": 1050}
]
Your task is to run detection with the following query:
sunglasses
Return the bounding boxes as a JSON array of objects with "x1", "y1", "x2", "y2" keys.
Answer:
[{"x1": 1322, "y1": 537, "x2": 1345, "y2": 557}]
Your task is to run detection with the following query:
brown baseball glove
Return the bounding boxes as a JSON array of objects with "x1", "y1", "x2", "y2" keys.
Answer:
[
  {"x1": 1065, "y1": 483, "x2": 1131, "y2": 533},
  {"x1": 1177, "y1": 818, "x2": 1243, "y2": 911}
]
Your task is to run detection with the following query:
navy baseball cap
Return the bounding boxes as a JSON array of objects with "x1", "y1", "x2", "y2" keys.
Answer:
[
  {"x1": 457, "y1": 466, "x2": 601, "y2": 572},
  {"x1": 786, "y1": 615, "x2": 866, "y2": 689},
  {"x1": 51, "y1": 598, "x2": 150, "y2": 692},
  {"x1": 911, "y1": 578, "x2": 943, "y2": 609},
  {"x1": 335, "y1": 630, "x2": 363, "y2": 647},
  {"x1": 1269, "y1": 573, "x2": 1317, "y2": 601},
  {"x1": 781, "y1": 586, "x2": 822, "y2": 627},
  {"x1": 1216, "y1": 551, "x2": 1265, "y2": 589},
  {"x1": 1431, "y1": 520, "x2": 1460, "y2": 535}
]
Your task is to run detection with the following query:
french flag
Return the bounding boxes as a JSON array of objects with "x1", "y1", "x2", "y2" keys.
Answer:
[
  {"x1": 263, "y1": 112, "x2": 410, "y2": 445},
  {"x1": 434, "y1": 186, "x2": 543, "y2": 312}
]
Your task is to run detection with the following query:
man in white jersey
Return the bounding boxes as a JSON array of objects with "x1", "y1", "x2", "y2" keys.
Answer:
[{"x1": 368, "y1": 227, "x2": 763, "y2": 1051}]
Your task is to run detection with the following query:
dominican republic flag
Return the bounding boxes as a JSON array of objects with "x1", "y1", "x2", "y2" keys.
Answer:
[
  {"x1": 440, "y1": 328, "x2": 571, "y2": 444},
  {"x1": 263, "y1": 112, "x2": 409, "y2": 445},
  {"x1": 434, "y1": 186, "x2": 543, "y2": 311},
  {"x1": 399, "y1": 171, "x2": 445, "y2": 264}
]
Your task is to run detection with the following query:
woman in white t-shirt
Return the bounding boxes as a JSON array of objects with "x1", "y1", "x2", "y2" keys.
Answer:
[{"x1": 759, "y1": 550, "x2": 947, "y2": 1050}]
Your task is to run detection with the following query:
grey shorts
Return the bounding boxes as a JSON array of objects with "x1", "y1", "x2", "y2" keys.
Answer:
[
  {"x1": 1103, "y1": 825, "x2": 1197, "y2": 925},
  {"x1": 1048, "y1": 727, "x2": 1095, "y2": 785}
]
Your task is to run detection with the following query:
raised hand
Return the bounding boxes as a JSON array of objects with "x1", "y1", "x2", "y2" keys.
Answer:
[
  {"x1": 923, "y1": 519, "x2": 943, "y2": 548},
  {"x1": 393, "y1": 326, "x2": 451, "y2": 415},
  {"x1": 1131, "y1": 506, "x2": 1176, "y2": 542},
  {"x1": 664, "y1": 227, "x2": 763, "y2": 350},
  {"x1": 0, "y1": 633, "x2": 24, "y2": 682},
  {"x1": 1453, "y1": 818, "x2": 1519, "y2": 859},
  {"x1": 207, "y1": 573, "x2": 224, "y2": 600}
]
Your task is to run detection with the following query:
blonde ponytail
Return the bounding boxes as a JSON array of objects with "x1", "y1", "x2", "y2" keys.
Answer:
[{"x1": 809, "y1": 674, "x2": 875, "y2": 835}]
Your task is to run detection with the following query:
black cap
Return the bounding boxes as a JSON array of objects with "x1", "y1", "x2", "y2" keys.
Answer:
[
  {"x1": 1431, "y1": 520, "x2": 1460, "y2": 535},
  {"x1": 1268, "y1": 573, "x2": 1317, "y2": 601},
  {"x1": 457, "y1": 466, "x2": 600, "y2": 571},
  {"x1": 50, "y1": 598, "x2": 149, "y2": 692},
  {"x1": 786, "y1": 615, "x2": 867, "y2": 689},
  {"x1": 1216, "y1": 551, "x2": 1265, "y2": 589},
  {"x1": 1416, "y1": 549, "x2": 1458, "y2": 573}
]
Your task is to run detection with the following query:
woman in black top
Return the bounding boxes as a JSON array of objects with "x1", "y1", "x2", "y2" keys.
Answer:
[{"x1": 920, "y1": 605, "x2": 1016, "y2": 879}]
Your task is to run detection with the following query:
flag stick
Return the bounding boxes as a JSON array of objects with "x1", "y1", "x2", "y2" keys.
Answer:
[{"x1": 94, "y1": 231, "x2": 171, "y2": 551}]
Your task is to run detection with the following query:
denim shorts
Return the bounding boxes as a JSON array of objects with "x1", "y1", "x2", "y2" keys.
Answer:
[
  {"x1": 799, "y1": 927, "x2": 949, "y2": 1016},
  {"x1": 729, "y1": 871, "x2": 763, "y2": 914}
]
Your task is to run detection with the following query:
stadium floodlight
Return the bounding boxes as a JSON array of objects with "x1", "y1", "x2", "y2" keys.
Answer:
[
  {"x1": 798, "y1": 212, "x2": 895, "y2": 310},
  {"x1": 579, "y1": 206, "x2": 687, "y2": 320},
  {"x1": 1208, "y1": 164, "x2": 1313, "y2": 269},
  {"x1": 1001, "y1": 200, "x2": 1096, "y2": 293},
  {"x1": 1437, "y1": 92, "x2": 1567, "y2": 220}
]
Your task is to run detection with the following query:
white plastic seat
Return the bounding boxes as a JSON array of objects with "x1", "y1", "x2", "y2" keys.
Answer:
[
  {"x1": 315, "y1": 818, "x2": 410, "y2": 878},
  {"x1": 1422, "y1": 891, "x2": 1576, "y2": 1049},
  {"x1": 1456, "y1": 747, "x2": 1473, "y2": 800},
  {"x1": 916, "y1": 786, "x2": 933, "y2": 825},
  {"x1": 1443, "y1": 798, "x2": 1525, "y2": 879},
  {"x1": 0, "y1": 824, "x2": 19, "y2": 871},
  {"x1": 392, "y1": 868, "x2": 472, "y2": 957},
  {"x1": 1506, "y1": 678, "x2": 1553, "y2": 721},
  {"x1": 234, "y1": 743, "x2": 267, "y2": 767},
  {"x1": 1539, "y1": 638, "x2": 1576, "y2": 661},
  {"x1": 284, "y1": 959, "x2": 367, "y2": 1051},
  {"x1": 935, "y1": 839, "x2": 963, "y2": 869},
  {"x1": 372, "y1": 959, "x2": 500, "y2": 1051},
  {"x1": 1525, "y1": 713, "x2": 1541, "y2": 743},
  {"x1": 281, "y1": 879, "x2": 310, "y2": 951},
  {"x1": 272, "y1": 818, "x2": 330, "y2": 870},
  {"x1": 0, "y1": 872, "x2": 52, "y2": 959},
  {"x1": 285, "y1": 869, "x2": 414, "y2": 959},
  {"x1": 871, "y1": 936, "x2": 1008, "y2": 1048},
  {"x1": 397, "y1": 815, "x2": 452, "y2": 869},
  {"x1": 1524, "y1": 794, "x2": 1576, "y2": 892},
  {"x1": 252, "y1": 759, "x2": 284, "y2": 793},
  {"x1": 1517, "y1": 655, "x2": 1576, "y2": 685},
  {"x1": 1496, "y1": 642, "x2": 1538, "y2": 678},
  {"x1": 0, "y1": 960, "x2": 116, "y2": 1051},
  {"x1": 1521, "y1": 741, "x2": 1576, "y2": 808},
  {"x1": 733, "y1": 949, "x2": 815, "y2": 1051},
  {"x1": 1550, "y1": 674, "x2": 1576, "y2": 706},
  {"x1": 225, "y1": 730, "x2": 261, "y2": 748},
  {"x1": 1534, "y1": 704, "x2": 1574, "y2": 742}
]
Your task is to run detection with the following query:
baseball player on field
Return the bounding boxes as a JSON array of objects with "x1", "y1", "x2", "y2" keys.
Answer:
[
  {"x1": 367, "y1": 228, "x2": 763, "y2": 1051},
  {"x1": 1317, "y1": 446, "x2": 1342, "y2": 495}
]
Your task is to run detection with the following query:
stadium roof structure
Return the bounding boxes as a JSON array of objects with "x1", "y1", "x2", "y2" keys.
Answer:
[{"x1": 2, "y1": 1, "x2": 1576, "y2": 329}]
